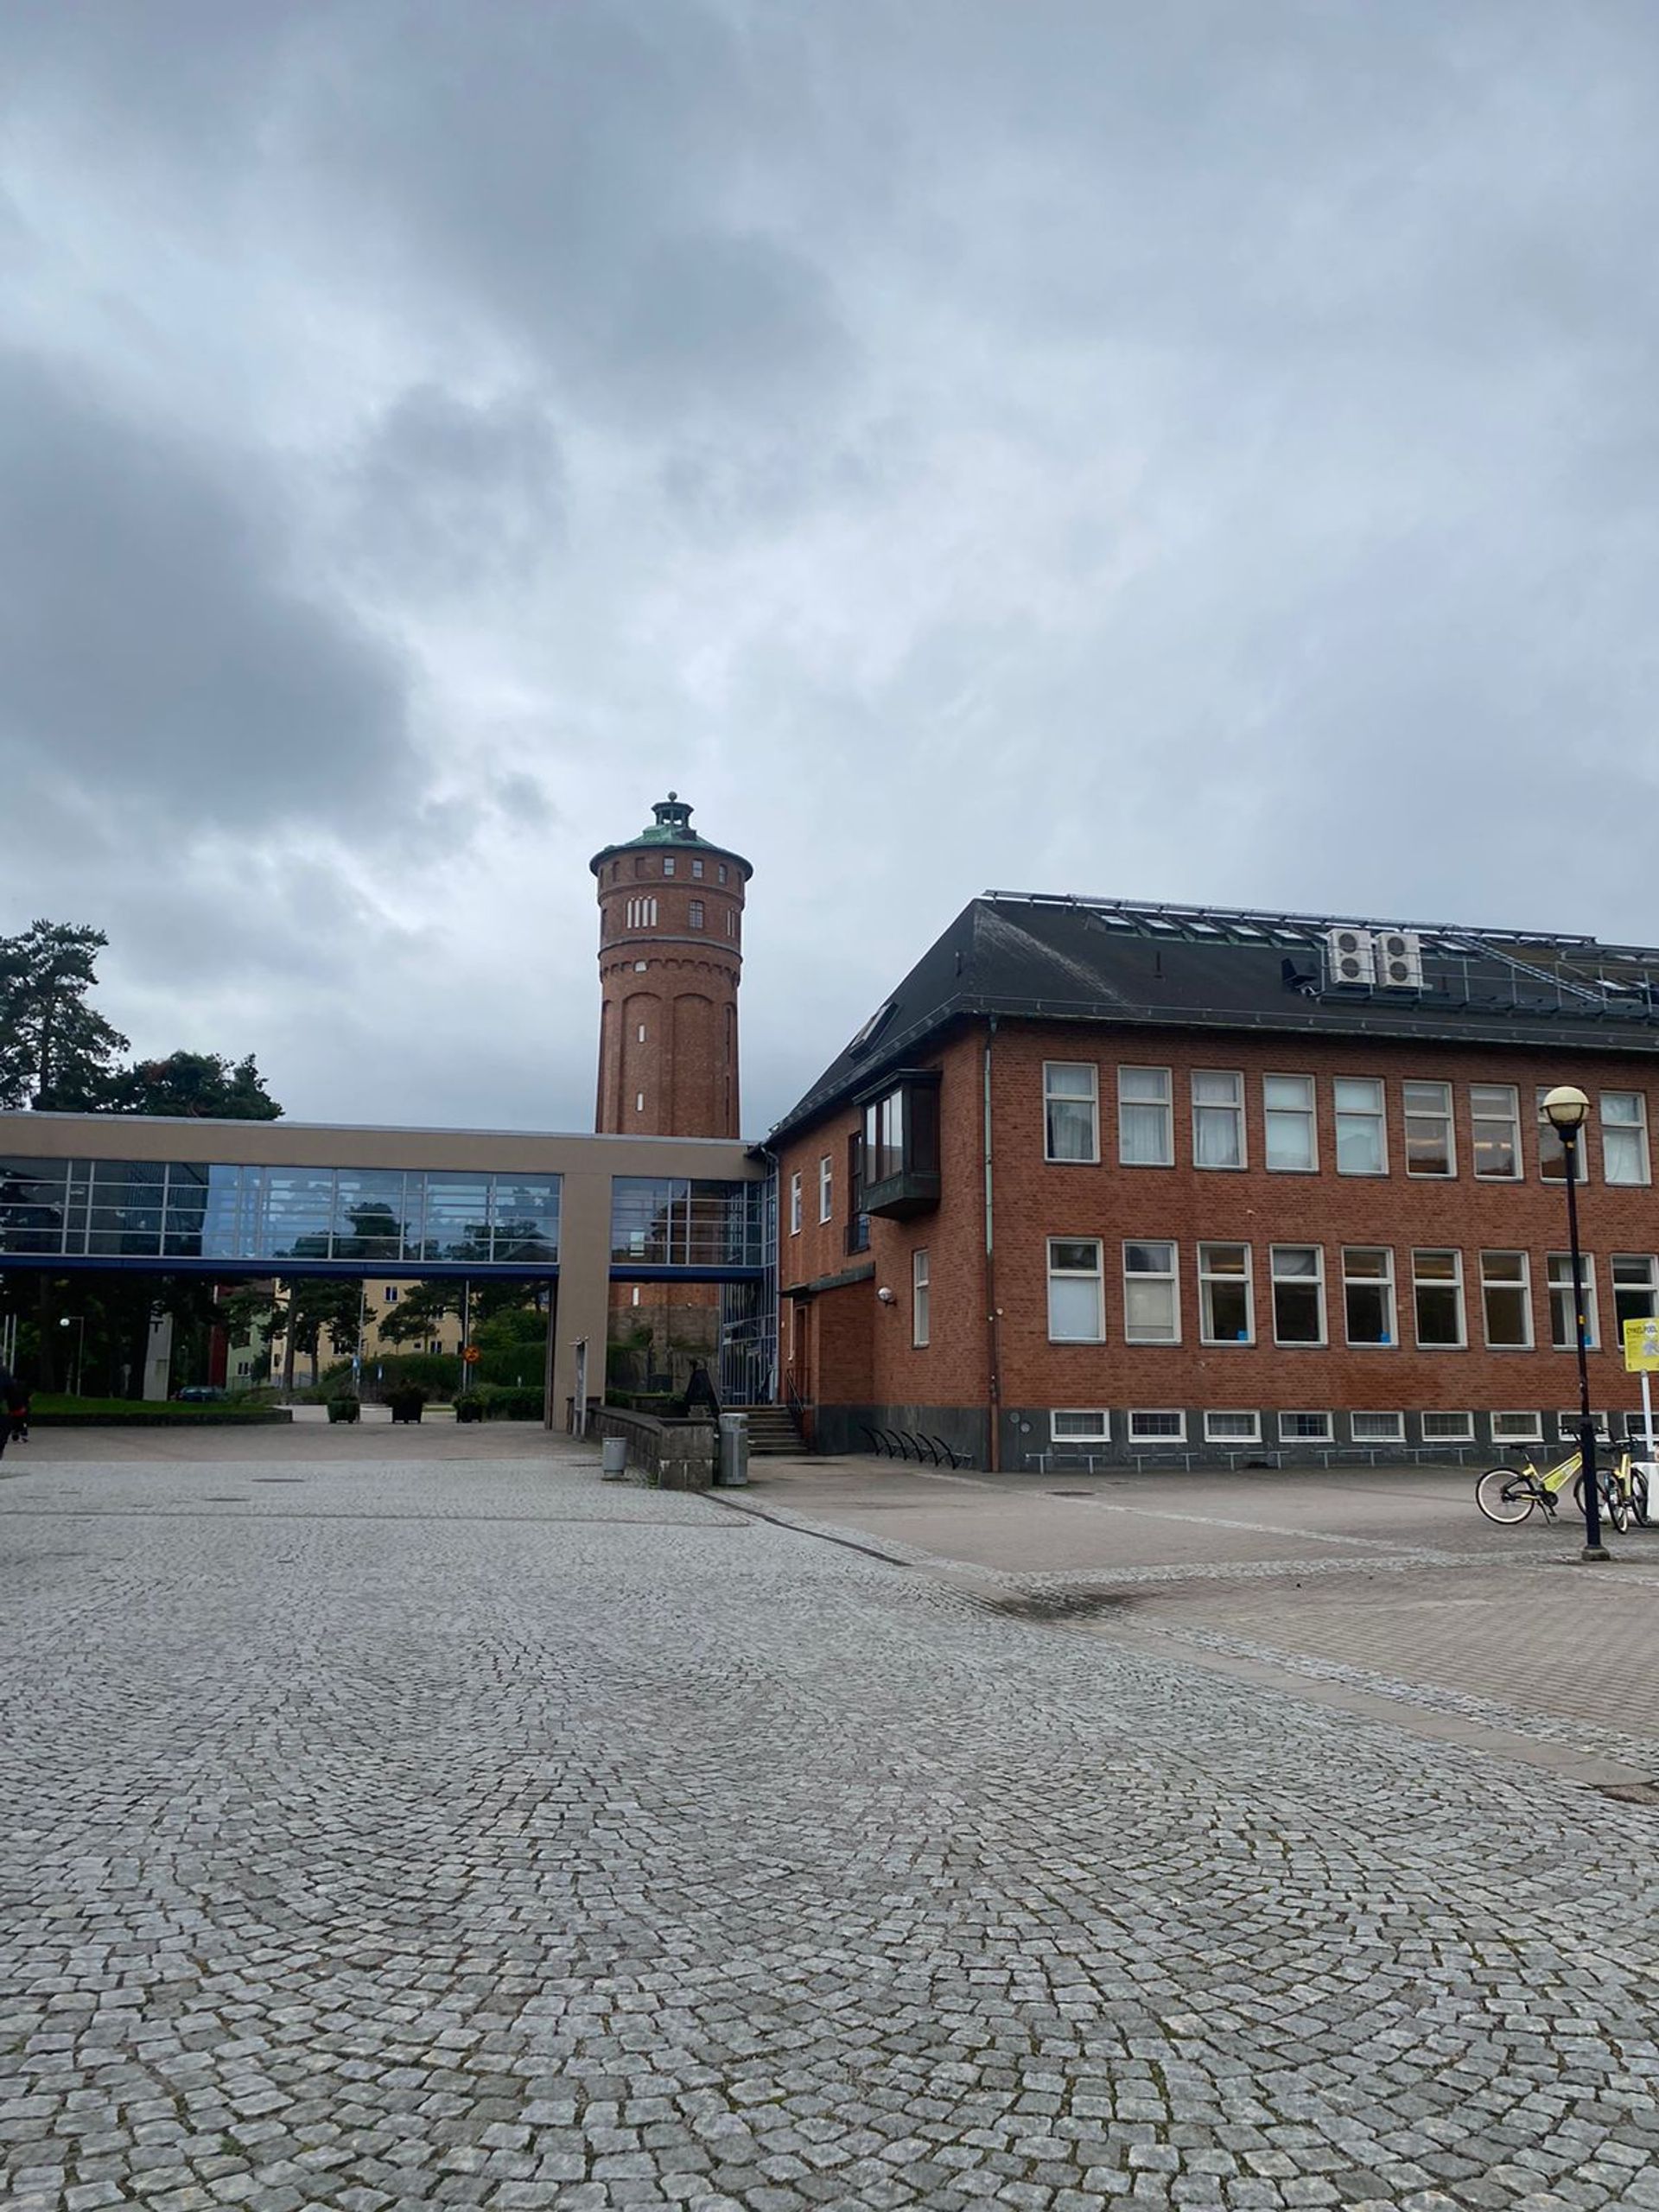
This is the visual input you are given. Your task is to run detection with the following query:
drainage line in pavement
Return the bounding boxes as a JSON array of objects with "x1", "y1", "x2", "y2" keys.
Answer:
[{"x1": 704, "y1": 1491, "x2": 915, "y2": 1569}]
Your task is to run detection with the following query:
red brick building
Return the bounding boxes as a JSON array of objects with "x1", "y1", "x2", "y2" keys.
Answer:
[
  {"x1": 591, "y1": 793, "x2": 751, "y2": 1141},
  {"x1": 591, "y1": 794, "x2": 766, "y2": 1403},
  {"x1": 768, "y1": 895, "x2": 1659, "y2": 1470}
]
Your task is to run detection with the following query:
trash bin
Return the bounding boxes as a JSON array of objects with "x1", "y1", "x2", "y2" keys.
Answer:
[
  {"x1": 601, "y1": 1435, "x2": 628, "y2": 1480},
  {"x1": 716, "y1": 1412, "x2": 750, "y2": 1488}
]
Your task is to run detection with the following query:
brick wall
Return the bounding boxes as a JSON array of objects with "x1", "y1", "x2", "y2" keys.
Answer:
[
  {"x1": 594, "y1": 853, "x2": 745, "y2": 1138},
  {"x1": 776, "y1": 1014, "x2": 1659, "y2": 1464}
]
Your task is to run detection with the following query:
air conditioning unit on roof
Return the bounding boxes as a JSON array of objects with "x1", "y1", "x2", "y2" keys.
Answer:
[
  {"x1": 1374, "y1": 929, "x2": 1425, "y2": 989},
  {"x1": 1324, "y1": 925, "x2": 1374, "y2": 988}
]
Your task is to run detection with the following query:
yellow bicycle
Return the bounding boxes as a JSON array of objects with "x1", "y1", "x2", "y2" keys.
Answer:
[{"x1": 1475, "y1": 1440, "x2": 1649, "y2": 1531}]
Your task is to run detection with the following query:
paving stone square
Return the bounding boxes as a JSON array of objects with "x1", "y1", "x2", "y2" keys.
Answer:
[{"x1": 3, "y1": 1436, "x2": 1658, "y2": 2209}]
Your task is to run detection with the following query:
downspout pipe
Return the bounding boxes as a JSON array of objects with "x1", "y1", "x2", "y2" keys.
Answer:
[{"x1": 983, "y1": 1014, "x2": 1001, "y2": 1471}]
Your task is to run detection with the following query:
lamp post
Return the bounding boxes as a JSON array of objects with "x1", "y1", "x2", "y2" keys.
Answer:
[
  {"x1": 59, "y1": 1313, "x2": 86, "y2": 1399},
  {"x1": 1541, "y1": 1085, "x2": 1609, "y2": 1561}
]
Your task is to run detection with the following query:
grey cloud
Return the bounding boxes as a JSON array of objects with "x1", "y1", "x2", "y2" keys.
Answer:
[
  {"x1": 0, "y1": 352, "x2": 416, "y2": 836},
  {"x1": 299, "y1": 5, "x2": 853, "y2": 427},
  {"x1": 345, "y1": 385, "x2": 565, "y2": 595},
  {"x1": 4, "y1": 2, "x2": 1659, "y2": 1133}
]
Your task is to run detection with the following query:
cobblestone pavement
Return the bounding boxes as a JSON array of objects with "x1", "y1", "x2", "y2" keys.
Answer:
[
  {"x1": 5, "y1": 1446, "x2": 1659, "y2": 2209},
  {"x1": 731, "y1": 1463, "x2": 1659, "y2": 1775}
]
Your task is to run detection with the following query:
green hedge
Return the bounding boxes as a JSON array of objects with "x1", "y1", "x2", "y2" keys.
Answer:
[
  {"x1": 467, "y1": 1384, "x2": 545, "y2": 1421},
  {"x1": 323, "y1": 1351, "x2": 462, "y2": 1399}
]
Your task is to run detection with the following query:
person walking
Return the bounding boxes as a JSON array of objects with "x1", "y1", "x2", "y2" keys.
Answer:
[
  {"x1": 5, "y1": 1373, "x2": 28, "y2": 1446},
  {"x1": 0, "y1": 1362, "x2": 12, "y2": 1461}
]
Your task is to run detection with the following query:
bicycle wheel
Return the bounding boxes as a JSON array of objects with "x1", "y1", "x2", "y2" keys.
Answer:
[
  {"x1": 1476, "y1": 1467, "x2": 1538, "y2": 1524},
  {"x1": 1569, "y1": 1470, "x2": 1622, "y2": 1529}
]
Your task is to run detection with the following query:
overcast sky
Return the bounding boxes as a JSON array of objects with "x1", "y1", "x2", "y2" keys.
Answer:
[{"x1": 4, "y1": 2, "x2": 1658, "y2": 1135}]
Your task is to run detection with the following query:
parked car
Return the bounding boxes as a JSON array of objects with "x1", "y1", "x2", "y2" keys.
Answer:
[{"x1": 175, "y1": 1384, "x2": 228, "y2": 1402}]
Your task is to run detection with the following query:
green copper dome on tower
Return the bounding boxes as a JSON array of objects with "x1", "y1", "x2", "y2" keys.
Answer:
[{"x1": 589, "y1": 791, "x2": 753, "y2": 878}]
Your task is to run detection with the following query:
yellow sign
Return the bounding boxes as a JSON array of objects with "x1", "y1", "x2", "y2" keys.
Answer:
[{"x1": 1624, "y1": 1318, "x2": 1659, "y2": 1372}]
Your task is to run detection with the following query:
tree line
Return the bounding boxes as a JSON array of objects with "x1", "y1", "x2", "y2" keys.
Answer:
[{"x1": 0, "y1": 919, "x2": 283, "y2": 1117}]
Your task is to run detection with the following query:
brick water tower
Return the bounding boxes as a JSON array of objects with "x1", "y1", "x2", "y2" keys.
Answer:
[{"x1": 591, "y1": 793, "x2": 752, "y2": 1138}]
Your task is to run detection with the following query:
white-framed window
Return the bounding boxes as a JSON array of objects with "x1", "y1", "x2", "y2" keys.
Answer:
[
  {"x1": 717, "y1": 863, "x2": 728, "y2": 884},
  {"x1": 1351, "y1": 1411, "x2": 1405, "y2": 1443},
  {"x1": 818, "y1": 1154, "x2": 833, "y2": 1224},
  {"x1": 912, "y1": 1249, "x2": 930, "y2": 1348},
  {"x1": 662, "y1": 856, "x2": 676, "y2": 876},
  {"x1": 1270, "y1": 1245, "x2": 1325, "y2": 1344},
  {"x1": 1122, "y1": 1239, "x2": 1179, "y2": 1344},
  {"x1": 1612, "y1": 1255, "x2": 1659, "y2": 1331},
  {"x1": 1471, "y1": 1084, "x2": 1522, "y2": 1179},
  {"x1": 384, "y1": 1285, "x2": 399, "y2": 1304},
  {"x1": 1479, "y1": 1251, "x2": 1532, "y2": 1350},
  {"x1": 1421, "y1": 1411, "x2": 1474, "y2": 1443},
  {"x1": 1192, "y1": 1071, "x2": 1245, "y2": 1169},
  {"x1": 691, "y1": 857, "x2": 704, "y2": 879},
  {"x1": 1491, "y1": 1410, "x2": 1543, "y2": 1444},
  {"x1": 1537, "y1": 1086, "x2": 1590, "y2": 1185},
  {"x1": 1044, "y1": 1063, "x2": 1099, "y2": 1162},
  {"x1": 788, "y1": 1173, "x2": 802, "y2": 1236},
  {"x1": 1341, "y1": 1248, "x2": 1395, "y2": 1347},
  {"x1": 1279, "y1": 1410, "x2": 1333, "y2": 1442},
  {"x1": 624, "y1": 895, "x2": 658, "y2": 929},
  {"x1": 689, "y1": 899, "x2": 705, "y2": 929},
  {"x1": 1052, "y1": 1408, "x2": 1109, "y2": 1442},
  {"x1": 1047, "y1": 1238, "x2": 1105, "y2": 1342},
  {"x1": 1334, "y1": 1077, "x2": 1387, "y2": 1175},
  {"x1": 726, "y1": 909, "x2": 739, "y2": 938},
  {"x1": 1118, "y1": 1067, "x2": 1173, "y2": 1166},
  {"x1": 1263, "y1": 1074, "x2": 1317, "y2": 1172},
  {"x1": 1198, "y1": 1243, "x2": 1253, "y2": 1344},
  {"x1": 1204, "y1": 1410, "x2": 1261, "y2": 1443},
  {"x1": 1403, "y1": 1080, "x2": 1455, "y2": 1177},
  {"x1": 1412, "y1": 1249, "x2": 1465, "y2": 1348},
  {"x1": 1602, "y1": 1092, "x2": 1650, "y2": 1185},
  {"x1": 1555, "y1": 1409, "x2": 1611, "y2": 1442},
  {"x1": 1128, "y1": 1410, "x2": 1185, "y2": 1442},
  {"x1": 1548, "y1": 1254, "x2": 1599, "y2": 1351}
]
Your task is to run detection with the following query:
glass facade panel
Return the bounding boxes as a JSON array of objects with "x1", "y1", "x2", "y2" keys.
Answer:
[
  {"x1": 257, "y1": 1169, "x2": 336, "y2": 1261},
  {"x1": 333, "y1": 1171, "x2": 409, "y2": 1262},
  {"x1": 0, "y1": 1156, "x2": 72, "y2": 1252},
  {"x1": 0, "y1": 1158, "x2": 564, "y2": 1268},
  {"x1": 164, "y1": 1162, "x2": 211, "y2": 1257},
  {"x1": 86, "y1": 1159, "x2": 166, "y2": 1256},
  {"x1": 491, "y1": 1178, "x2": 562, "y2": 1262},
  {"x1": 419, "y1": 1173, "x2": 494, "y2": 1262},
  {"x1": 609, "y1": 1178, "x2": 765, "y2": 1268}
]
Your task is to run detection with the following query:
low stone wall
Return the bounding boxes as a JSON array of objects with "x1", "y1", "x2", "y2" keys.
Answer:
[{"x1": 587, "y1": 1402, "x2": 717, "y2": 1491}]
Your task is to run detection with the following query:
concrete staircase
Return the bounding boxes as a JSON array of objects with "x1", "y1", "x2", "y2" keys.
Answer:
[{"x1": 740, "y1": 1403, "x2": 804, "y2": 1457}]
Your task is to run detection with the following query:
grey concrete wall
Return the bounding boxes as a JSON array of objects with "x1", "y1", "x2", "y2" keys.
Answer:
[{"x1": 586, "y1": 1403, "x2": 717, "y2": 1490}]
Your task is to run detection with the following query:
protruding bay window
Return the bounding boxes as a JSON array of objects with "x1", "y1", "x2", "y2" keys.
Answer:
[{"x1": 855, "y1": 1069, "x2": 941, "y2": 1218}]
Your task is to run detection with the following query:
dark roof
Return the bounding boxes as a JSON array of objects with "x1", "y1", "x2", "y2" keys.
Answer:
[
  {"x1": 767, "y1": 892, "x2": 1659, "y2": 1142},
  {"x1": 590, "y1": 792, "x2": 753, "y2": 880}
]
